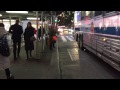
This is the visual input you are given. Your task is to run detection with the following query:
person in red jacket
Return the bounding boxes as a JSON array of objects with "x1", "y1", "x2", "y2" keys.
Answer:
[
  {"x1": 34, "y1": 29, "x2": 37, "y2": 34},
  {"x1": 48, "y1": 25, "x2": 57, "y2": 50}
]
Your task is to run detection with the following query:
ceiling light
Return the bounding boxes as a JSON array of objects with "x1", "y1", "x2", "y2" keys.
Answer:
[
  {"x1": 6, "y1": 11, "x2": 28, "y2": 14},
  {"x1": 3, "y1": 19, "x2": 15, "y2": 21},
  {"x1": 27, "y1": 17, "x2": 40, "y2": 20},
  {"x1": 0, "y1": 14, "x2": 2, "y2": 17}
]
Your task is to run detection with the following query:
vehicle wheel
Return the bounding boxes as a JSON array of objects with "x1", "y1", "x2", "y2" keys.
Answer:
[
  {"x1": 79, "y1": 34, "x2": 84, "y2": 50},
  {"x1": 76, "y1": 34, "x2": 78, "y2": 42}
]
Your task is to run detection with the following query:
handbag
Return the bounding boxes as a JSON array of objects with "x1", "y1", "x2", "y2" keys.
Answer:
[
  {"x1": 30, "y1": 36, "x2": 36, "y2": 41},
  {"x1": 52, "y1": 36, "x2": 57, "y2": 41}
]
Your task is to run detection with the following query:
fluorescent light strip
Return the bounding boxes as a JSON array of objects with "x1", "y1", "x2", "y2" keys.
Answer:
[
  {"x1": 3, "y1": 19, "x2": 15, "y2": 21},
  {"x1": 27, "y1": 17, "x2": 40, "y2": 20},
  {"x1": 6, "y1": 11, "x2": 28, "y2": 14}
]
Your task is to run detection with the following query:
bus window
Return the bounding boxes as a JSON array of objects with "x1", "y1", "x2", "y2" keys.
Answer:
[
  {"x1": 75, "y1": 28, "x2": 80, "y2": 31},
  {"x1": 94, "y1": 11, "x2": 102, "y2": 16}
]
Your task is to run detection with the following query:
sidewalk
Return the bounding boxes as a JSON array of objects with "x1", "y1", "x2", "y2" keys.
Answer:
[{"x1": 0, "y1": 40, "x2": 60, "y2": 79}]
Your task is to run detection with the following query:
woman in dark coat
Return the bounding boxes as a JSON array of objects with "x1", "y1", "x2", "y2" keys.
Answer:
[{"x1": 24, "y1": 22, "x2": 34, "y2": 60}]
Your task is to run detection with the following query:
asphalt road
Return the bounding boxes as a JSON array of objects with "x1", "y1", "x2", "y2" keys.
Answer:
[{"x1": 57, "y1": 33, "x2": 120, "y2": 79}]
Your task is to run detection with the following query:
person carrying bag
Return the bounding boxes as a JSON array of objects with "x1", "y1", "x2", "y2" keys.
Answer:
[{"x1": 0, "y1": 23, "x2": 14, "y2": 79}]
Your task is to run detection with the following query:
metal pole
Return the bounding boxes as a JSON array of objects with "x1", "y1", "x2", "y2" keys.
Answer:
[
  {"x1": 41, "y1": 11, "x2": 44, "y2": 51},
  {"x1": 2, "y1": 19, "x2": 3, "y2": 23},
  {"x1": 9, "y1": 16, "x2": 12, "y2": 47},
  {"x1": 36, "y1": 11, "x2": 39, "y2": 40},
  {"x1": 51, "y1": 11, "x2": 53, "y2": 24},
  {"x1": 44, "y1": 15, "x2": 46, "y2": 30},
  {"x1": 9, "y1": 16, "x2": 11, "y2": 26},
  {"x1": 55, "y1": 12, "x2": 56, "y2": 26},
  {"x1": 35, "y1": 11, "x2": 39, "y2": 57},
  {"x1": 19, "y1": 17, "x2": 21, "y2": 25}
]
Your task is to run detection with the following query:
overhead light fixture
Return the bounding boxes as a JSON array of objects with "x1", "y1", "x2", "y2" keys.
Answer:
[
  {"x1": 27, "y1": 17, "x2": 40, "y2": 20},
  {"x1": 6, "y1": 11, "x2": 28, "y2": 14},
  {"x1": 3, "y1": 19, "x2": 15, "y2": 21},
  {"x1": 0, "y1": 14, "x2": 2, "y2": 16}
]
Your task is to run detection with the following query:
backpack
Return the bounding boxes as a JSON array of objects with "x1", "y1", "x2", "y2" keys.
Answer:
[{"x1": 0, "y1": 34, "x2": 10, "y2": 57}]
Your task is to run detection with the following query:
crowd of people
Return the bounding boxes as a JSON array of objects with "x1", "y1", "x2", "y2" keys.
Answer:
[{"x1": 0, "y1": 19, "x2": 58, "y2": 79}]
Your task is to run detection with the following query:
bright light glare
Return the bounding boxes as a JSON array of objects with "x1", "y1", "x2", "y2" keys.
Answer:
[
  {"x1": 27, "y1": 17, "x2": 40, "y2": 20},
  {"x1": 0, "y1": 14, "x2": 2, "y2": 16},
  {"x1": 58, "y1": 28, "x2": 63, "y2": 32},
  {"x1": 3, "y1": 19, "x2": 15, "y2": 21},
  {"x1": 6, "y1": 11, "x2": 28, "y2": 14}
]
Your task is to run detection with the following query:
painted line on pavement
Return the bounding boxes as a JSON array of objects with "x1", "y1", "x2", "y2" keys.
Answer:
[
  {"x1": 67, "y1": 49, "x2": 74, "y2": 61},
  {"x1": 61, "y1": 36, "x2": 67, "y2": 42},
  {"x1": 66, "y1": 36, "x2": 74, "y2": 41}
]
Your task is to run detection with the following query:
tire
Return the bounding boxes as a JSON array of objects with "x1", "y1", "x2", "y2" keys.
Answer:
[
  {"x1": 76, "y1": 34, "x2": 78, "y2": 42},
  {"x1": 79, "y1": 34, "x2": 84, "y2": 50}
]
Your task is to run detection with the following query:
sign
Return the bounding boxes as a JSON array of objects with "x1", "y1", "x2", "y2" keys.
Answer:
[{"x1": 74, "y1": 11, "x2": 81, "y2": 24}]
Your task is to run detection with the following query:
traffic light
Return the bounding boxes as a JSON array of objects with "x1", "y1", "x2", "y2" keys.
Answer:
[
  {"x1": 54, "y1": 17, "x2": 58, "y2": 22},
  {"x1": 55, "y1": 19, "x2": 57, "y2": 22}
]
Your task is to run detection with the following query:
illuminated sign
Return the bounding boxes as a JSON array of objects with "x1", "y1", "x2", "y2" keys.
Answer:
[{"x1": 74, "y1": 11, "x2": 81, "y2": 24}]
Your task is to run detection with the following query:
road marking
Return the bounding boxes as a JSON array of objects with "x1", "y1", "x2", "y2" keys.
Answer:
[
  {"x1": 70, "y1": 36, "x2": 74, "y2": 39},
  {"x1": 61, "y1": 36, "x2": 67, "y2": 42},
  {"x1": 75, "y1": 48, "x2": 78, "y2": 53},
  {"x1": 66, "y1": 36, "x2": 74, "y2": 41},
  {"x1": 67, "y1": 49, "x2": 74, "y2": 61}
]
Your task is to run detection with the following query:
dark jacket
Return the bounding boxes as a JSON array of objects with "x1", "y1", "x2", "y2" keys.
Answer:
[
  {"x1": 38, "y1": 27, "x2": 45, "y2": 37},
  {"x1": 24, "y1": 27, "x2": 34, "y2": 51},
  {"x1": 9, "y1": 23, "x2": 23, "y2": 42}
]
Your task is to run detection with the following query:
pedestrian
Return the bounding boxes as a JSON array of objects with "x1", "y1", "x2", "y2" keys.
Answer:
[
  {"x1": 38, "y1": 26, "x2": 45, "y2": 40},
  {"x1": 90, "y1": 22, "x2": 94, "y2": 33},
  {"x1": 24, "y1": 22, "x2": 35, "y2": 60},
  {"x1": 38, "y1": 26, "x2": 41, "y2": 40},
  {"x1": 48, "y1": 25, "x2": 57, "y2": 50},
  {"x1": 0, "y1": 23, "x2": 14, "y2": 79},
  {"x1": 9, "y1": 19, "x2": 23, "y2": 60}
]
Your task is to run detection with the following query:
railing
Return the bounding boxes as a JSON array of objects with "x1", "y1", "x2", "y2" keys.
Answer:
[{"x1": 82, "y1": 32, "x2": 120, "y2": 71}]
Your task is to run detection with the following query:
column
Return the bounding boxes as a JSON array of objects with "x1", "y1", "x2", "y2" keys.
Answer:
[
  {"x1": 36, "y1": 11, "x2": 39, "y2": 40},
  {"x1": 9, "y1": 16, "x2": 11, "y2": 26},
  {"x1": 19, "y1": 17, "x2": 21, "y2": 25},
  {"x1": 9, "y1": 16, "x2": 12, "y2": 47},
  {"x1": 51, "y1": 11, "x2": 53, "y2": 25},
  {"x1": 41, "y1": 11, "x2": 44, "y2": 51},
  {"x1": 45, "y1": 15, "x2": 47, "y2": 34},
  {"x1": 2, "y1": 19, "x2": 3, "y2": 23}
]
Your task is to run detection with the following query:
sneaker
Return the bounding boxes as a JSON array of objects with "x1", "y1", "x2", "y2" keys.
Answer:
[{"x1": 26, "y1": 57, "x2": 29, "y2": 60}]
